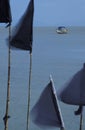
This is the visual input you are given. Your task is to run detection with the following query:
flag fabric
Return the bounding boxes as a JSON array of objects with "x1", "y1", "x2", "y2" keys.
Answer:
[
  {"x1": 10, "y1": 0, "x2": 34, "y2": 52},
  {"x1": 58, "y1": 63, "x2": 85, "y2": 106},
  {"x1": 31, "y1": 76, "x2": 65, "y2": 129},
  {"x1": 0, "y1": 0, "x2": 12, "y2": 24}
]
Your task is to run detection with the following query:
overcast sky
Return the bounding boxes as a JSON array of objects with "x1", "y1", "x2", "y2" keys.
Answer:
[{"x1": 10, "y1": 0, "x2": 85, "y2": 26}]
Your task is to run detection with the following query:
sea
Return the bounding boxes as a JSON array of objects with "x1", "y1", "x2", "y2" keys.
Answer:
[{"x1": 0, "y1": 26, "x2": 85, "y2": 130}]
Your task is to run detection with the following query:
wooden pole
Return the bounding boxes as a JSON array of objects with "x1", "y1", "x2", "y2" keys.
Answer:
[
  {"x1": 60, "y1": 127, "x2": 65, "y2": 130},
  {"x1": 79, "y1": 112, "x2": 83, "y2": 130},
  {"x1": 26, "y1": 52, "x2": 32, "y2": 130},
  {"x1": 3, "y1": 25, "x2": 11, "y2": 130}
]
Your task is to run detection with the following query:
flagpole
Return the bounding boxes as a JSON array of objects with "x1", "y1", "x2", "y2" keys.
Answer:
[
  {"x1": 50, "y1": 75, "x2": 65, "y2": 130},
  {"x1": 26, "y1": 51, "x2": 32, "y2": 130},
  {"x1": 60, "y1": 127, "x2": 65, "y2": 130},
  {"x1": 79, "y1": 111, "x2": 83, "y2": 130},
  {"x1": 3, "y1": 25, "x2": 11, "y2": 130}
]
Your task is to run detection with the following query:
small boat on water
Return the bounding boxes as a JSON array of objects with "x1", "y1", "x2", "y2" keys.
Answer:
[{"x1": 56, "y1": 26, "x2": 68, "y2": 34}]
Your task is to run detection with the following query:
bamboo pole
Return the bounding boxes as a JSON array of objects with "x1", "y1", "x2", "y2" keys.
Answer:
[
  {"x1": 26, "y1": 52, "x2": 32, "y2": 130},
  {"x1": 60, "y1": 127, "x2": 65, "y2": 130},
  {"x1": 79, "y1": 111, "x2": 83, "y2": 130},
  {"x1": 3, "y1": 25, "x2": 11, "y2": 130}
]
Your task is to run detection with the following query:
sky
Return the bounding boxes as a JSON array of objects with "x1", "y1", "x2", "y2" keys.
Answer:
[{"x1": 10, "y1": 0, "x2": 85, "y2": 26}]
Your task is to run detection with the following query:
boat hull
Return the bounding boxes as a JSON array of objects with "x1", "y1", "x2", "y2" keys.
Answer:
[{"x1": 56, "y1": 27, "x2": 68, "y2": 34}]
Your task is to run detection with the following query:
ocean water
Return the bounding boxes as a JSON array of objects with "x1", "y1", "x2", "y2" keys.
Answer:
[{"x1": 0, "y1": 26, "x2": 85, "y2": 130}]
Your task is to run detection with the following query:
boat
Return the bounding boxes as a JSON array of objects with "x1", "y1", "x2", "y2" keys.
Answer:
[{"x1": 56, "y1": 26, "x2": 68, "y2": 34}]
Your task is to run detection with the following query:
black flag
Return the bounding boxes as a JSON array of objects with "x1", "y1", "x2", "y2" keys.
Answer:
[
  {"x1": 58, "y1": 63, "x2": 85, "y2": 106},
  {"x1": 31, "y1": 76, "x2": 65, "y2": 129},
  {"x1": 0, "y1": 0, "x2": 12, "y2": 24},
  {"x1": 10, "y1": 0, "x2": 34, "y2": 52}
]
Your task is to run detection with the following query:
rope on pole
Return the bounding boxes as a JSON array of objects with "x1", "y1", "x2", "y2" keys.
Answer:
[
  {"x1": 3, "y1": 25, "x2": 11, "y2": 130},
  {"x1": 26, "y1": 52, "x2": 32, "y2": 130}
]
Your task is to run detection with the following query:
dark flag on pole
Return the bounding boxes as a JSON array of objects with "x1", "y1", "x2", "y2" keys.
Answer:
[
  {"x1": 58, "y1": 63, "x2": 85, "y2": 116},
  {"x1": 57, "y1": 63, "x2": 85, "y2": 130},
  {"x1": 31, "y1": 75, "x2": 65, "y2": 130},
  {"x1": 58, "y1": 63, "x2": 85, "y2": 106},
  {"x1": 10, "y1": 0, "x2": 34, "y2": 52},
  {"x1": 0, "y1": 0, "x2": 12, "y2": 24}
]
